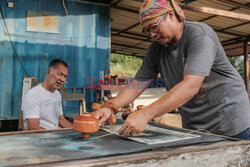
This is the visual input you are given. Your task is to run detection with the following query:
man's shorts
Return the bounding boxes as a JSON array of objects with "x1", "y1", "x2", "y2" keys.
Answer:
[{"x1": 232, "y1": 127, "x2": 250, "y2": 140}]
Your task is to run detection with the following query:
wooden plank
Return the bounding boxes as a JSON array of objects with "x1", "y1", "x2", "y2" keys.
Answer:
[
  {"x1": 216, "y1": 0, "x2": 250, "y2": 11},
  {"x1": 244, "y1": 40, "x2": 249, "y2": 92},
  {"x1": 179, "y1": 3, "x2": 250, "y2": 21}
]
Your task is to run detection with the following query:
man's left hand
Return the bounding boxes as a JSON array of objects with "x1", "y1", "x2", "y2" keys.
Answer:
[{"x1": 118, "y1": 110, "x2": 148, "y2": 136}]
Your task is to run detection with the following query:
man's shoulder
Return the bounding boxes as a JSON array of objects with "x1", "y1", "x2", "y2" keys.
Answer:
[
  {"x1": 185, "y1": 20, "x2": 211, "y2": 30},
  {"x1": 26, "y1": 84, "x2": 42, "y2": 94},
  {"x1": 24, "y1": 84, "x2": 43, "y2": 99},
  {"x1": 184, "y1": 20, "x2": 215, "y2": 37}
]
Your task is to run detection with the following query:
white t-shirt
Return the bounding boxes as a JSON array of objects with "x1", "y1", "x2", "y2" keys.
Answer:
[{"x1": 22, "y1": 84, "x2": 63, "y2": 129}]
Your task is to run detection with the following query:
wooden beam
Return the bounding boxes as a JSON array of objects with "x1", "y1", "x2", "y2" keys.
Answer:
[
  {"x1": 112, "y1": 50, "x2": 144, "y2": 57},
  {"x1": 112, "y1": 22, "x2": 140, "y2": 37},
  {"x1": 112, "y1": 5, "x2": 138, "y2": 14},
  {"x1": 225, "y1": 45, "x2": 243, "y2": 51},
  {"x1": 227, "y1": 54, "x2": 242, "y2": 57},
  {"x1": 111, "y1": 0, "x2": 123, "y2": 6},
  {"x1": 112, "y1": 42, "x2": 146, "y2": 50},
  {"x1": 112, "y1": 28, "x2": 148, "y2": 39},
  {"x1": 213, "y1": 28, "x2": 245, "y2": 37},
  {"x1": 216, "y1": 0, "x2": 250, "y2": 11},
  {"x1": 244, "y1": 40, "x2": 249, "y2": 93},
  {"x1": 179, "y1": 3, "x2": 250, "y2": 21},
  {"x1": 199, "y1": 2, "x2": 250, "y2": 22},
  {"x1": 220, "y1": 21, "x2": 250, "y2": 31},
  {"x1": 111, "y1": 33, "x2": 149, "y2": 41},
  {"x1": 222, "y1": 36, "x2": 249, "y2": 46}
]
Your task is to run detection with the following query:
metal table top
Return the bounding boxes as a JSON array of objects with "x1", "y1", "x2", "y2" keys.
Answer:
[{"x1": 0, "y1": 123, "x2": 225, "y2": 167}]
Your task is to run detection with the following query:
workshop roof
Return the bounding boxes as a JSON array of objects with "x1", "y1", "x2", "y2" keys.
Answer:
[{"x1": 109, "y1": 0, "x2": 250, "y2": 57}]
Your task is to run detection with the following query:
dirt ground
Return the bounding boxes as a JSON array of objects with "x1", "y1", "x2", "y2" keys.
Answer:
[
  {"x1": 112, "y1": 88, "x2": 183, "y2": 128},
  {"x1": 153, "y1": 113, "x2": 182, "y2": 128}
]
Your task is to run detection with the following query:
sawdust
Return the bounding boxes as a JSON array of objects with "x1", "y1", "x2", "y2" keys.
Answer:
[{"x1": 153, "y1": 113, "x2": 182, "y2": 128}]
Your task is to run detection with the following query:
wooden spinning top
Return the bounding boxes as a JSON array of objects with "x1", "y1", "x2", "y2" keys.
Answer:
[{"x1": 73, "y1": 113, "x2": 99, "y2": 139}]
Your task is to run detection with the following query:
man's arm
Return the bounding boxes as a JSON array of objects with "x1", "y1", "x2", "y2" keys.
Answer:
[
  {"x1": 95, "y1": 79, "x2": 150, "y2": 125},
  {"x1": 26, "y1": 118, "x2": 45, "y2": 130},
  {"x1": 144, "y1": 75, "x2": 204, "y2": 119},
  {"x1": 119, "y1": 74, "x2": 205, "y2": 136},
  {"x1": 59, "y1": 115, "x2": 73, "y2": 128}
]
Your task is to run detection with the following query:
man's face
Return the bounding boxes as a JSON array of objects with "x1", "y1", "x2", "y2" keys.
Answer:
[
  {"x1": 47, "y1": 64, "x2": 68, "y2": 91},
  {"x1": 142, "y1": 13, "x2": 174, "y2": 44}
]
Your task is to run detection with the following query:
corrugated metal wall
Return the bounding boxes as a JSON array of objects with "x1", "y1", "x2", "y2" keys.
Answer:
[{"x1": 0, "y1": 0, "x2": 110, "y2": 119}]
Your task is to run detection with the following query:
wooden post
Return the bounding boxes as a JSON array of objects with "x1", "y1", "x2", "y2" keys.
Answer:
[{"x1": 244, "y1": 40, "x2": 249, "y2": 93}]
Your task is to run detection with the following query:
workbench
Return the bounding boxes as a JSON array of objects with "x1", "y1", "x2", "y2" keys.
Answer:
[{"x1": 0, "y1": 122, "x2": 249, "y2": 167}]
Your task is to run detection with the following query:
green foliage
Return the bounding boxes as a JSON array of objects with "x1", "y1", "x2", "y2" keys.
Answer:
[
  {"x1": 111, "y1": 54, "x2": 249, "y2": 79},
  {"x1": 228, "y1": 56, "x2": 249, "y2": 79},
  {"x1": 110, "y1": 53, "x2": 143, "y2": 77}
]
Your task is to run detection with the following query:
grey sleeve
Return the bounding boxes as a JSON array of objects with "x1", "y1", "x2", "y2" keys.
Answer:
[
  {"x1": 135, "y1": 46, "x2": 159, "y2": 80},
  {"x1": 184, "y1": 35, "x2": 217, "y2": 76}
]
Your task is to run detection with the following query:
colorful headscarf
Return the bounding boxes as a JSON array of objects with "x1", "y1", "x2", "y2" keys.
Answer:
[{"x1": 139, "y1": 0, "x2": 185, "y2": 23}]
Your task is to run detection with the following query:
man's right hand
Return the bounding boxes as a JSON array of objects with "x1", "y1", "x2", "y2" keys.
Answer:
[{"x1": 94, "y1": 107, "x2": 112, "y2": 126}]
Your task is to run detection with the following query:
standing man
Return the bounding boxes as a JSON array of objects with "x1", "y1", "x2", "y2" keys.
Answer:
[
  {"x1": 22, "y1": 59, "x2": 73, "y2": 130},
  {"x1": 95, "y1": 0, "x2": 250, "y2": 140}
]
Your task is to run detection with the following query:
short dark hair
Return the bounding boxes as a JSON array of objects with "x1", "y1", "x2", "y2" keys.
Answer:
[{"x1": 49, "y1": 59, "x2": 68, "y2": 69}]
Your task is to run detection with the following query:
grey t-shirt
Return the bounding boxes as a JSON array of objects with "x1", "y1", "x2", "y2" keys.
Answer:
[{"x1": 135, "y1": 20, "x2": 250, "y2": 136}]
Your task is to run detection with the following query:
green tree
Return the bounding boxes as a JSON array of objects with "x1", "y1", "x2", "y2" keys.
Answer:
[
  {"x1": 228, "y1": 56, "x2": 249, "y2": 79},
  {"x1": 111, "y1": 54, "x2": 249, "y2": 80},
  {"x1": 110, "y1": 53, "x2": 143, "y2": 77}
]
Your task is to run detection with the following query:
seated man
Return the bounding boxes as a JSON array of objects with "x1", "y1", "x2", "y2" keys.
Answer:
[{"x1": 22, "y1": 59, "x2": 73, "y2": 130}]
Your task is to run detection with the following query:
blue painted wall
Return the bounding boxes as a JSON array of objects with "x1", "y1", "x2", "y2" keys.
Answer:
[{"x1": 0, "y1": 0, "x2": 110, "y2": 119}]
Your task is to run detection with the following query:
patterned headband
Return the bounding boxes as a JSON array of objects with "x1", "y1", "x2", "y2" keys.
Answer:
[{"x1": 139, "y1": 0, "x2": 185, "y2": 23}]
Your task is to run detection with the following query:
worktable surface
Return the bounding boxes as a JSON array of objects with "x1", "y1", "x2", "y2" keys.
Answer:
[{"x1": 0, "y1": 123, "x2": 231, "y2": 167}]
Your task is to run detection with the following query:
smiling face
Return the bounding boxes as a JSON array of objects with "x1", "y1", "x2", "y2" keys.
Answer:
[
  {"x1": 142, "y1": 12, "x2": 182, "y2": 45},
  {"x1": 46, "y1": 63, "x2": 68, "y2": 92}
]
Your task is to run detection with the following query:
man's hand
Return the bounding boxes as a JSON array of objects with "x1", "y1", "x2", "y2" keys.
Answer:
[
  {"x1": 94, "y1": 107, "x2": 112, "y2": 126},
  {"x1": 118, "y1": 110, "x2": 149, "y2": 136},
  {"x1": 59, "y1": 115, "x2": 73, "y2": 128}
]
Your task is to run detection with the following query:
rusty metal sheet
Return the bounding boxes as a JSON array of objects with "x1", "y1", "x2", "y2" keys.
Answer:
[
  {"x1": 26, "y1": 11, "x2": 59, "y2": 33},
  {"x1": 0, "y1": 0, "x2": 110, "y2": 118}
]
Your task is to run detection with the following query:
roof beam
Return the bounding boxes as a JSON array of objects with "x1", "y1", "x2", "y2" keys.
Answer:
[
  {"x1": 222, "y1": 39, "x2": 244, "y2": 46},
  {"x1": 216, "y1": 0, "x2": 250, "y2": 11},
  {"x1": 112, "y1": 42, "x2": 146, "y2": 50},
  {"x1": 179, "y1": 3, "x2": 250, "y2": 21},
  {"x1": 222, "y1": 35, "x2": 250, "y2": 46},
  {"x1": 112, "y1": 28, "x2": 148, "y2": 39},
  {"x1": 225, "y1": 45, "x2": 243, "y2": 51},
  {"x1": 244, "y1": 40, "x2": 249, "y2": 92},
  {"x1": 227, "y1": 54, "x2": 243, "y2": 57},
  {"x1": 112, "y1": 22, "x2": 140, "y2": 37},
  {"x1": 112, "y1": 50, "x2": 143, "y2": 57},
  {"x1": 199, "y1": 2, "x2": 250, "y2": 22},
  {"x1": 111, "y1": 33, "x2": 152, "y2": 42},
  {"x1": 111, "y1": 0, "x2": 123, "y2": 6},
  {"x1": 213, "y1": 28, "x2": 245, "y2": 37},
  {"x1": 111, "y1": 4, "x2": 141, "y2": 38},
  {"x1": 220, "y1": 21, "x2": 250, "y2": 31},
  {"x1": 111, "y1": 5, "x2": 248, "y2": 37},
  {"x1": 112, "y1": 6, "x2": 138, "y2": 14}
]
